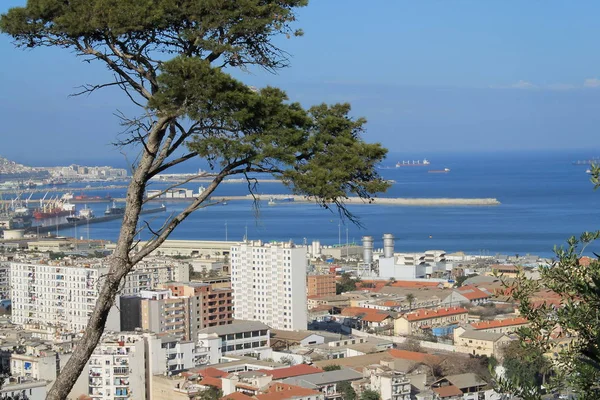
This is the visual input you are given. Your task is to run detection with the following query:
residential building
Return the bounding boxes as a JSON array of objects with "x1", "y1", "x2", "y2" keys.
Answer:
[
  {"x1": 282, "y1": 368, "x2": 363, "y2": 399},
  {"x1": 0, "y1": 377, "x2": 47, "y2": 400},
  {"x1": 255, "y1": 382, "x2": 325, "y2": 400},
  {"x1": 10, "y1": 259, "x2": 188, "y2": 332},
  {"x1": 127, "y1": 282, "x2": 233, "y2": 340},
  {"x1": 469, "y1": 317, "x2": 528, "y2": 334},
  {"x1": 441, "y1": 286, "x2": 491, "y2": 306},
  {"x1": 196, "y1": 320, "x2": 271, "y2": 365},
  {"x1": 363, "y1": 366, "x2": 412, "y2": 400},
  {"x1": 10, "y1": 345, "x2": 68, "y2": 390},
  {"x1": 0, "y1": 262, "x2": 9, "y2": 299},
  {"x1": 307, "y1": 274, "x2": 336, "y2": 298},
  {"x1": 10, "y1": 261, "x2": 120, "y2": 333},
  {"x1": 231, "y1": 240, "x2": 307, "y2": 331},
  {"x1": 147, "y1": 334, "x2": 197, "y2": 375},
  {"x1": 88, "y1": 332, "x2": 154, "y2": 400},
  {"x1": 430, "y1": 373, "x2": 489, "y2": 400},
  {"x1": 453, "y1": 328, "x2": 512, "y2": 359},
  {"x1": 394, "y1": 307, "x2": 468, "y2": 336}
]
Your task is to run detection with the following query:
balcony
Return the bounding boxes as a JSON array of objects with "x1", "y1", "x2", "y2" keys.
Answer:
[{"x1": 113, "y1": 367, "x2": 129, "y2": 375}]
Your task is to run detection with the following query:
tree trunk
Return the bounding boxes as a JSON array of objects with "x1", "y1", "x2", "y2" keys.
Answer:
[{"x1": 46, "y1": 123, "x2": 166, "y2": 400}]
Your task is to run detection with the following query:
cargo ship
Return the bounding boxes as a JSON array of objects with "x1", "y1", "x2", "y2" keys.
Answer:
[
  {"x1": 33, "y1": 199, "x2": 75, "y2": 220},
  {"x1": 105, "y1": 201, "x2": 125, "y2": 216},
  {"x1": 66, "y1": 206, "x2": 95, "y2": 223},
  {"x1": 396, "y1": 159, "x2": 430, "y2": 167},
  {"x1": 428, "y1": 168, "x2": 451, "y2": 173}
]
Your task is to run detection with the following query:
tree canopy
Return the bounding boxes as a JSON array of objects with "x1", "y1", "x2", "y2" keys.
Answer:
[{"x1": 0, "y1": 1, "x2": 390, "y2": 399}]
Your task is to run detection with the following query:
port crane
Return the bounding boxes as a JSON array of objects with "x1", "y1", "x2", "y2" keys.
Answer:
[{"x1": 39, "y1": 191, "x2": 49, "y2": 208}]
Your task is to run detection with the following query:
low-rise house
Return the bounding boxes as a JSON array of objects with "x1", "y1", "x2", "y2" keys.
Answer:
[
  {"x1": 453, "y1": 328, "x2": 512, "y2": 359},
  {"x1": 363, "y1": 365, "x2": 412, "y2": 400},
  {"x1": 394, "y1": 307, "x2": 468, "y2": 336},
  {"x1": 0, "y1": 377, "x2": 47, "y2": 400},
  {"x1": 307, "y1": 295, "x2": 352, "y2": 310},
  {"x1": 222, "y1": 371, "x2": 273, "y2": 396},
  {"x1": 340, "y1": 307, "x2": 394, "y2": 332},
  {"x1": 270, "y1": 330, "x2": 338, "y2": 350},
  {"x1": 430, "y1": 373, "x2": 489, "y2": 400},
  {"x1": 255, "y1": 382, "x2": 325, "y2": 400},
  {"x1": 469, "y1": 317, "x2": 528, "y2": 334},
  {"x1": 441, "y1": 286, "x2": 491, "y2": 307},
  {"x1": 282, "y1": 368, "x2": 363, "y2": 399},
  {"x1": 196, "y1": 320, "x2": 271, "y2": 365}
]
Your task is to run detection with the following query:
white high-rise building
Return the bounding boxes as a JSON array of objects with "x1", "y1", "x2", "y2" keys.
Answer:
[
  {"x1": 230, "y1": 240, "x2": 307, "y2": 331},
  {"x1": 10, "y1": 259, "x2": 189, "y2": 333}
]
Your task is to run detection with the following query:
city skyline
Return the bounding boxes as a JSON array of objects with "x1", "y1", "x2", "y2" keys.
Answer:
[{"x1": 3, "y1": 1, "x2": 600, "y2": 163}]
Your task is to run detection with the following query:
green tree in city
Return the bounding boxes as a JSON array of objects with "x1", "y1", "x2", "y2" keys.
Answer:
[
  {"x1": 0, "y1": 2, "x2": 389, "y2": 399},
  {"x1": 336, "y1": 273, "x2": 359, "y2": 294},
  {"x1": 405, "y1": 293, "x2": 415, "y2": 310},
  {"x1": 323, "y1": 364, "x2": 342, "y2": 371},
  {"x1": 504, "y1": 232, "x2": 600, "y2": 399},
  {"x1": 198, "y1": 386, "x2": 223, "y2": 400},
  {"x1": 337, "y1": 381, "x2": 357, "y2": 400},
  {"x1": 360, "y1": 389, "x2": 381, "y2": 400}
]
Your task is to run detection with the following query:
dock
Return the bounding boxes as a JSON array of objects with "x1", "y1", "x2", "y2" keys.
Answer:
[
  {"x1": 25, "y1": 206, "x2": 168, "y2": 234},
  {"x1": 141, "y1": 195, "x2": 501, "y2": 206}
]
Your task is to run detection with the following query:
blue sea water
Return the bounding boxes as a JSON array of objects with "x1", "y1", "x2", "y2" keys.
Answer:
[{"x1": 47, "y1": 150, "x2": 600, "y2": 258}]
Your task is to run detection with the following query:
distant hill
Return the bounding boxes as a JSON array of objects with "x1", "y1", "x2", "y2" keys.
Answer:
[{"x1": 0, "y1": 156, "x2": 50, "y2": 183}]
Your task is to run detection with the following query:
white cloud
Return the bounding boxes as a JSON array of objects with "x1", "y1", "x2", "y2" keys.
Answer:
[
  {"x1": 584, "y1": 78, "x2": 600, "y2": 88},
  {"x1": 510, "y1": 80, "x2": 536, "y2": 89},
  {"x1": 546, "y1": 83, "x2": 576, "y2": 90}
]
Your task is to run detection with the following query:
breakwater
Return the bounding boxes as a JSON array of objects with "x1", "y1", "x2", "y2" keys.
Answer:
[
  {"x1": 26, "y1": 206, "x2": 167, "y2": 234},
  {"x1": 141, "y1": 194, "x2": 500, "y2": 206}
]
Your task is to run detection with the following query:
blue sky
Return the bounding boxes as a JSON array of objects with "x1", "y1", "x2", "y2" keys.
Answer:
[{"x1": 2, "y1": 0, "x2": 600, "y2": 166}]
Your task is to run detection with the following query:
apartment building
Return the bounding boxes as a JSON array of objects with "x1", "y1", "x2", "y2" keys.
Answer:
[
  {"x1": 469, "y1": 317, "x2": 529, "y2": 334},
  {"x1": 453, "y1": 328, "x2": 512, "y2": 359},
  {"x1": 10, "y1": 261, "x2": 119, "y2": 333},
  {"x1": 10, "y1": 259, "x2": 188, "y2": 333},
  {"x1": 231, "y1": 240, "x2": 307, "y2": 331},
  {"x1": 394, "y1": 307, "x2": 468, "y2": 336},
  {"x1": 88, "y1": 333, "x2": 148, "y2": 400},
  {"x1": 196, "y1": 320, "x2": 271, "y2": 365},
  {"x1": 123, "y1": 282, "x2": 233, "y2": 340},
  {"x1": 307, "y1": 274, "x2": 336, "y2": 298},
  {"x1": 0, "y1": 262, "x2": 9, "y2": 300}
]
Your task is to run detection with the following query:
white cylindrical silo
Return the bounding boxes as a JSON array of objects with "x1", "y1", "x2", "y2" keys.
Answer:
[
  {"x1": 383, "y1": 233, "x2": 395, "y2": 258},
  {"x1": 362, "y1": 236, "x2": 374, "y2": 264}
]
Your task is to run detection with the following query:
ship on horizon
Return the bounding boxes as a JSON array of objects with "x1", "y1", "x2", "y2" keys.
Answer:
[{"x1": 396, "y1": 159, "x2": 430, "y2": 167}]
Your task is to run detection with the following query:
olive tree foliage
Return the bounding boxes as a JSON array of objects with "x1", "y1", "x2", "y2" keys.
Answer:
[
  {"x1": 0, "y1": 1, "x2": 390, "y2": 399},
  {"x1": 502, "y1": 232, "x2": 600, "y2": 400}
]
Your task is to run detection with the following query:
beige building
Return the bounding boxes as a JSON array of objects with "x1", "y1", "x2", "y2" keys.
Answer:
[
  {"x1": 394, "y1": 307, "x2": 468, "y2": 336},
  {"x1": 307, "y1": 274, "x2": 336, "y2": 298},
  {"x1": 469, "y1": 317, "x2": 529, "y2": 334},
  {"x1": 125, "y1": 239, "x2": 237, "y2": 258},
  {"x1": 453, "y1": 327, "x2": 512, "y2": 359}
]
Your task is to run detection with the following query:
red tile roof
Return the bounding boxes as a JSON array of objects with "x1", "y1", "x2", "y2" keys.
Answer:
[
  {"x1": 402, "y1": 306, "x2": 468, "y2": 322},
  {"x1": 340, "y1": 307, "x2": 380, "y2": 317},
  {"x1": 259, "y1": 364, "x2": 323, "y2": 380},
  {"x1": 221, "y1": 393, "x2": 252, "y2": 400},
  {"x1": 470, "y1": 317, "x2": 528, "y2": 330},
  {"x1": 199, "y1": 376, "x2": 223, "y2": 389},
  {"x1": 457, "y1": 285, "x2": 491, "y2": 300},
  {"x1": 197, "y1": 367, "x2": 228, "y2": 378},
  {"x1": 388, "y1": 349, "x2": 442, "y2": 364},
  {"x1": 433, "y1": 385, "x2": 463, "y2": 398},
  {"x1": 361, "y1": 313, "x2": 392, "y2": 323},
  {"x1": 579, "y1": 257, "x2": 592, "y2": 267},
  {"x1": 255, "y1": 383, "x2": 323, "y2": 400}
]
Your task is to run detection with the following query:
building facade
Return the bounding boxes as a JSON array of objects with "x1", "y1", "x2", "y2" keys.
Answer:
[
  {"x1": 10, "y1": 260, "x2": 188, "y2": 333},
  {"x1": 307, "y1": 274, "x2": 336, "y2": 298},
  {"x1": 231, "y1": 241, "x2": 307, "y2": 331}
]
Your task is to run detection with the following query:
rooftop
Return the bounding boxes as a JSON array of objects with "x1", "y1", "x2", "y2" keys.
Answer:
[
  {"x1": 470, "y1": 317, "x2": 528, "y2": 330},
  {"x1": 259, "y1": 364, "x2": 323, "y2": 380},
  {"x1": 403, "y1": 307, "x2": 468, "y2": 322},
  {"x1": 198, "y1": 320, "x2": 270, "y2": 336},
  {"x1": 432, "y1": 384, "x2": 463, "y2": 398},
  {"x1": 458, "y1": 330, "x2": 507, "y2": 342},
  {"x1": 282, "y1": 368, "x2": 362, "y2": 387}
]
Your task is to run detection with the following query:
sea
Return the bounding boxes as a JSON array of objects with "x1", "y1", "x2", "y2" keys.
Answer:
[{"x1": 33, "y1": 150, "x2": 600, "y2": 258}]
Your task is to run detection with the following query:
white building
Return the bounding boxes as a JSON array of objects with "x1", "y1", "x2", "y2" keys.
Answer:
[
  {"x1": 89, "y1": 331, "x2": 198, "y2": 400},
  {"x1": 0, "y1": 261, "x2": 10, "y2": 300},
  {"x1": 10, "y1": 259, "x2": 187, "y2": 332},
  {"x1": 10, "y1": 262, "x2": 120, "y2": 333},
  {"x1": 231, "y1": 241, "x2": 307, "y2": 331},
  {"x1": 88, "y1": 333, "x2": 148, "y2": 400},
  {"x1": 196, "y1": 320, "x2": 271, "y2": 365},
  {"x1": 0, "y1": 377, "x2": 47, "y2": 400}
]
